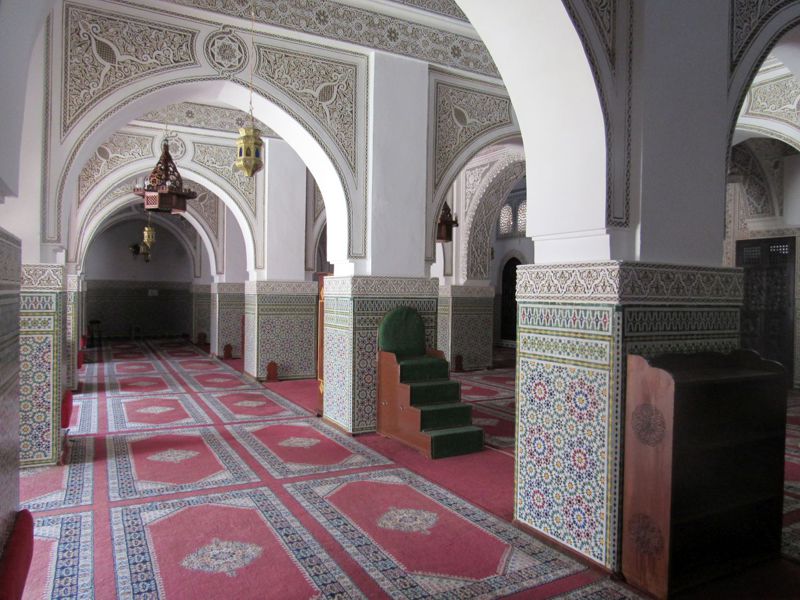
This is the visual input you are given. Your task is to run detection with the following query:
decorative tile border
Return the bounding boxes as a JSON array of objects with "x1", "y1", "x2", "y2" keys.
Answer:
[
  {"x1": 20, "y1": 265, "x2": 66, "y2": 466},
  {"x1": 211, "y1": 284, "x2": 245, "y2": 358},
  {"x1": 325, "y1": 276, "x2": 439, "y2": 298},
  {"x1": 516, "y1": 262, "x2": 744, "y2": 305}
]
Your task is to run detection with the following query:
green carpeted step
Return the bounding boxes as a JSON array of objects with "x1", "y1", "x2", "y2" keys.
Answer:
[
  {"x1": 419, "y1": 402, "x2": 472, "y2": 430},
  {"x1": 408, "y1": 379, "x2": 460, "y2": 406},
  {"x1": 427, "y1": 425, "x2": 484, "y2": 459},
  {"x1": 399, "y1": 356, "x2": 449, "y2": 382}
]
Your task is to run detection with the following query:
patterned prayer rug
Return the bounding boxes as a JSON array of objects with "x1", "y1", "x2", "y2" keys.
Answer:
[
  {"x1": 184, "y1": 371, "x2": 264, "y2": 391},
  {"x1": 106, "y1": 427, "x2": 258, "y2": 501},
  {"x1": 554, "y1": 579, "x2": 643, "y2": 599},
  {"x1": 106, "y1": 371, "x2": 185, "y2": 395},
  {"x1": 229, "y1": 418, "x2": 391, "y2": 478},
  {"x1": 287, "y1": 468, "x2": 583, "y2": 598},
  {"x1": 21, "y1": 438, "x2": 94, "y2": 511},
  {"x1": 27, "y1": 512, "x2": 94, "y2": 600},
  {"x1": 199, "y1": 389, "x2": 308, "y2": 423},
  {"x1": 69, "y1": 395, "x2": 99, "y2": 435},
  {"x1": 106, "y1": 392, "x2": 213, "y2": 432},
  {"x1": 453, "y1": 368, "x2": 516, "y2": 392},
  {"x1": 110, "y1": 488, "x2": 364, "y2": 599},
  {"x1": 458, "y1": 381, "x2": 515, "y2": 402}
]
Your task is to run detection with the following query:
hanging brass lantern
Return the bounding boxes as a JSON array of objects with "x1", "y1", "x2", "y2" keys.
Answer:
[
  {"x1": 142, "y1": 225, "x2": 155, "y2": 248},
  {"x1": 436, "y1": 201, "x2": 459, "y2": 242},
  {"x1": 234, "y1": 126, "x2": 264, "y2": 177},
  {"x1": 134, "y1": 139, "x2": 197, "y2": 213}
]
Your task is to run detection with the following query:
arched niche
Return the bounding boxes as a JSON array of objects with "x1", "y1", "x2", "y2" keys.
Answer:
[{"x1": 57, "y1": 78, "x2": 354, "y2": 271}]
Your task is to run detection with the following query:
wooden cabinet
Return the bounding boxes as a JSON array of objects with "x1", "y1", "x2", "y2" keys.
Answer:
[{"x1": 622, "y1": 351, "x2": 786, "y2": 598}]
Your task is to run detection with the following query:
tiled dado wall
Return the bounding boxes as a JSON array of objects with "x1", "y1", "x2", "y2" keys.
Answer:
[
  {"x1": 514, "y1": 262, "x2": 743, "y2": 571},
  {"x1": 244, "y1": 281, "x2": 318, "y2": 380},
  {"x1": 191, "y1": 284, "x2": 211, "y2": 343},
  {"x1": 437, "y1": 285, "x2": 494, "y2": 370},
  {"x1": 85, "y1": 280, "x2": 192, "y2": 338},
  {"x1": 0, "y1": 230, "x2": 21, "y2": 547},
  {"x1": 324, "y1": 277, "x2": 438, "y2": 433},
  {"x1": 211, "y1": 283, "x2": 244, "y2": 358},
  {"x1": 65, "y1": 275, "x2": 82, "y2": 391},
  {"x1": 20, "y1": 264, "x2": 67, "y2": 467}
]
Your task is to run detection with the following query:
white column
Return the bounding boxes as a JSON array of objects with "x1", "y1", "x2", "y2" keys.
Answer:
[{"x1": 365, "y1": 52, "x2": 429, "y2": 277}]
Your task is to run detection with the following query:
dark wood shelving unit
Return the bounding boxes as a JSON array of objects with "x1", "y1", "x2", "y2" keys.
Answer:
[{"x1": 622, "y1": 351, "x2": 787, "y2": 598}]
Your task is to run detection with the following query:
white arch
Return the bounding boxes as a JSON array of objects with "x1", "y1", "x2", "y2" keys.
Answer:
[
  {"x1": 71, "y1": 163, "x2": 255, "y2": 274},
  {"x1": 57, "y1": 78, "x2": 353, "y2": 269},
  {"x1": 455, "y1": 0, "x2": 607, "y2": 261}
]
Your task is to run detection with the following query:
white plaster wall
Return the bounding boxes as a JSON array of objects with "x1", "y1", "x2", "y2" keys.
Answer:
[
  {"x1": 0, "y1": 0, "x2": 54, "y2": 198},
  {"x1": 784, "y1": 154, "x2": 800, "y2": 226},
  {"x1": 633, "y1": 0, "x2": 730, "y2": 266},
  {"x1": 223, "y1": 206, "x2": 248, "y2": 282},
  {"x1": 491, "y1": 236, "x2": 534, "y2": 288},
  {"x1": 366, "y1": 52, "x2": 429, "y2": 277},
  {"x1": 84, "y1": 220, "x2": 192, "y2": 282},
  {"x1": 0, "y1": 22, "x2": 47, "y2": 262},
  {"x1": 456, "y1": 0, "x2": 607, "y2": 262},
  {"x1": 261, "y1": 139, "x2": 307, "y2": 281}
]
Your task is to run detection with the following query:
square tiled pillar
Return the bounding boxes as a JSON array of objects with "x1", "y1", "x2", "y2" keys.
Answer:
[
  {"x1": 210, "y1": 283, "x2": 245, "y2": 359},
  {"x1": 65, "y1": 274, "x2": 82, "y2": 391},
  {"x1": 437, "y1": 285, "x2": 495, "y2": 370},
  {"x1": 191, "y1": 284, "x2": 211, "y2": 345},
  {"x1": 323, "y1": 277, "x2": 438, "y2": 433},
  {"x1": 244, "y1": 281, "x2": 318, "y2": 380},
  {"x1": 514, "y1": 262, "x2": 742, "y2": 571},
  {"x1": 19, "y1": 264, "x2": 66, "y2": 467},
  {"x1": 0, "y1": 229, "x2": 21, "y2": 547}
]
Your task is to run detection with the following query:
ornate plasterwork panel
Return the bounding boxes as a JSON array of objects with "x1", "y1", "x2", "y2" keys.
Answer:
[
  {"x1": 585, "y1": 0, "x2": 616, "y2": 66},
  {"x1": 730, "y1": 0, "x2": 795, "y2": 75},
  {"x1": 204, "y1": 26, "x2": 248, "y2": 75},
  {"x1": 169, "y1": 0, "x2": 498, "y2": 77},
  {"x1": 62, "y1": 3, "x2": 198, "y2": 137},
  {"x1": 77, "y1": 132, "x2": 154, "y2": 203},
  {"x1": 313, "y1": 180, "x2": 325, "y2": 219},
  {"x1": 21, "y1": 265, "x2": 65, "y2": 291},
  {"x1": 138, "y1": 102, "x2": 274, "y2": 136},
  {"x1": 465, "y1": 161, "x2": 526, "y2": 281},
  {"x1": 516, "y1": 262, "x2": 744, "y2": 305},
  {"x1": 192, "y1": 142, "x2": 256, "y2": 212},
  {"x1": 744, "y1": 74, "x2": 800, "y2": 127},
  {"x1": 433, "y1": 81, "x2": 513, "y2": 186},
  {"x1": 386, "y1": 0, "x2": 467, "y2": 20},
  {"x1": 191, "y1": 187, "x2": 221, "y2": 237},
  {"x1": 256, "y1": 44, "x2": 357, "y2": 169},
  {"x1": 730, "y1": 144, "x2": 776, "y2": 218}
]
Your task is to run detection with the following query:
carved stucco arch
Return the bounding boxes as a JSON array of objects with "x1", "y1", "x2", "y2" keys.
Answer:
[
  {"x1": 728, "y1": 3, "x2": 800, "y2": 157},
  {"x1": 56, "y1": 77, "x2": 357, "y2": 269},
  {"x1": 80, "y1": 205, "x2": 203, "y2": 280},
  {"x1": 460, "y1": 153, "x2": 526, "y2": 283},
  {"x1": 71, "y1": 164, "x2": 254, "y2": 276}
]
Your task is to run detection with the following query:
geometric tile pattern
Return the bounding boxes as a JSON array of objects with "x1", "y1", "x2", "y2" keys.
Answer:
[
  {"x1": 211, "y1": 285, "x2": 244, "y2": 358},
  {"x1": 323, "y1": 276, "x2": 438, "y2": 433},
  {"x1": 0, "y1": 228, "x2": 20, "y2": 547},
  {"x1": 229, "y1": 418, "x2": 391, "y2": 478},
  {"x1": 244, "y1": 282, "x2": 318, "y2": 380},
  {"x1": 19, "y1": 264, "x2": 65, "y2": 467},
  {"x1": 515, "y1": 261, "x2": 745, "y2": 571},
  {"x1": 438, "y1": 285, "x2": 495, "y2": 370},
  {"x1": 192, "y1": 284, "x2": 211, "y2": 343}
]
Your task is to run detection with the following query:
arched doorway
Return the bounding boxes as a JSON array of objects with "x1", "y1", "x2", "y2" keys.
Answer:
[{"x1": 500, "y1": 257, "x2": 520, "y2": 343}]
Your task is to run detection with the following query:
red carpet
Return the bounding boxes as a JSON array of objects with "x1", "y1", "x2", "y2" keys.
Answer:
[{"x1": 12, "y1": 341, "x2": 697, "y2": 598}]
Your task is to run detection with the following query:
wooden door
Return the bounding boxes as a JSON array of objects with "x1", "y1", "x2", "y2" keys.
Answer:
[
  {"x1": 736, "y1": 237, "x2": 795, "y2": 381},
  {"x1": 500, "y1": 258, "x2": 521, "y2": 342}
]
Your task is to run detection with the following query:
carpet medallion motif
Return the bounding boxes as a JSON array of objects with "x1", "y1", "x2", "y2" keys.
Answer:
[
  {"x1": 107, "y1": 392, "x2": 214, "y2": 432},
  {"x1": 199, "y1": 389, "x2": 307, "y2": 422},
  {"x1": 110, "y1": 488, "x2": 365, "y2": 599},
  {"x1": 107, "y1": 427, "x2": 258, "y2": 500},
  {"x1": 230, "y1": 418, "x2": 391, "y2": 478}
]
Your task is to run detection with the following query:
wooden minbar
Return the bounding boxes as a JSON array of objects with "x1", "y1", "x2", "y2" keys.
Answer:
[{"x1": 622, "y1": 350, "x2": 786, "y2": 598}]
